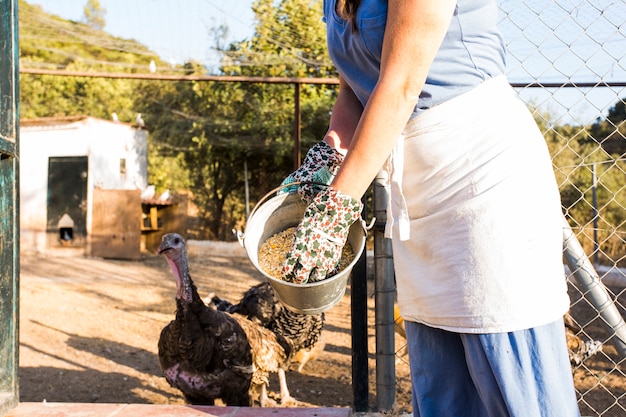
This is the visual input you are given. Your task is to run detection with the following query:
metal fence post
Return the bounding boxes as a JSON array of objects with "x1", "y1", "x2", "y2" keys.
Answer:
[
  {"x1": 373, "y1": 170, "x2": 396, "y2": 411},
  {"x1": 0, "y1": 0, "x2": 20, "y2": 414},
  {"x1": 562, "y1": 216, "x2": 626, "y2": 358},
  {"x1": 351, "y1": 193, "x2": 369, "y2": 413}
]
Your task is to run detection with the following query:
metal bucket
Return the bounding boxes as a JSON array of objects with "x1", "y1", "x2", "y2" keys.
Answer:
[{"x1": 239, "y1": 189, "x2": 366, "y2": 315}]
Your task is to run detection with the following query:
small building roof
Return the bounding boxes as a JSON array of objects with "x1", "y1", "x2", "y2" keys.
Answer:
[{"x1": 20, "y1": 115, "x2": 134, "y2": 128}]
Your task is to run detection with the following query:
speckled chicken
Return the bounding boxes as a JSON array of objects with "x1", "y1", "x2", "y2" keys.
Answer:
[
  {"x1": 209, "y1": 281, "x2": 325, "y2": 373},
  {"x1": 564, "y1": 313, "x2": 603, "y2": 367},
  {"x1": 157, "y1": 233, "x2": 292, "y2": 406}
]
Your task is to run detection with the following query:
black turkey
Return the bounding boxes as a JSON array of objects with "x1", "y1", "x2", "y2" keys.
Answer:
[
  {"x1": 208, "y1": 281, "x2": 325, "y2": 373},
  {"x1": 158, "y1": 233, "x2": 293, "y2": 406}
]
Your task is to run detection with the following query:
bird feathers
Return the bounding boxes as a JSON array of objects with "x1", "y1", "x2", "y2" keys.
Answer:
[
  {"x1": 209, "y1": 281, "x2": 325, "y2": 366},
  {"x1": 158, "y1": 233, "x2": 292, "y2": 406}
]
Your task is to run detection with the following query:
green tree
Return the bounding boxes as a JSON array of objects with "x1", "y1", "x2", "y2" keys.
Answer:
[
  {"x1": 135, "y1": 62, "x2": 302, "y2": 239},
  {"x1": 83, "y1": 0, "x2": 106, "y2": 30},
  {"x1": 222, "y1": 0, "x2": 333, "y2": 78},
  {"x1": 18, "y1": 0, "x2": 338, "y2": 240},
  {"x1": 137, "y1": 0, "x2": 337, "y2": 239},
  {"x1": 19, "y1": 0, "x2": 162, "y2": 121},
  {"x1": 589, "y1": 98, "x2": 626, "y2": 156},
  {"x1": 536, "y1": 102, "x2": 626, "y2": 266},
  {"x1": 20, "y1": 62, "x2": 137, "y2": 120}
]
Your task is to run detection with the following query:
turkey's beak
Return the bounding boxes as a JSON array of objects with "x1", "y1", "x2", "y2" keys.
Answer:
[{"x1": 158, "y1": 244, "x2": 172, "y2": 255}]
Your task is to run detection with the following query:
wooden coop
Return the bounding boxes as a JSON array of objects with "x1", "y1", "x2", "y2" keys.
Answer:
[
  {"x1": 19, "y1": 115, "x2": 149, "y2": 259},
  {"x1": 141, "y1": 192, "x2": 189, "y2": 253}
]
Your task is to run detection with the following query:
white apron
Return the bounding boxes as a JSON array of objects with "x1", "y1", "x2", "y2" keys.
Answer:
[{"x1": 387, "y1": 76, "x2": 570, "y2": 333}]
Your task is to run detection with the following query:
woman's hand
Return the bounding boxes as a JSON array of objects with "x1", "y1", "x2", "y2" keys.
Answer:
[
  {"x1": 282, "y1": 187, "x2": 363, "y2": 283},
  {"x1": 279, "y1": 141, "x2": 344, "y2": 203}
]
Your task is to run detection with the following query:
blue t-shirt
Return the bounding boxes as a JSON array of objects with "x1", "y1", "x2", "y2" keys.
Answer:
[{"x1": 323, "y1": 0, "x2": 506, "y2": 116}]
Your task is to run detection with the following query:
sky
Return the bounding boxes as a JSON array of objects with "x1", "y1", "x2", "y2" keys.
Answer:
[
  {"x1": 23, "y1": 0, "x2": 626, "y2": 125},
  {"x1": 26, "y1": 0, "x2": 257, "y2": 68}
]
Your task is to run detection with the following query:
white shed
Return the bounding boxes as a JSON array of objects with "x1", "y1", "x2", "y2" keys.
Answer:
[{"x1": 20, "y1": 115, "x2": 148, "y2": 257}]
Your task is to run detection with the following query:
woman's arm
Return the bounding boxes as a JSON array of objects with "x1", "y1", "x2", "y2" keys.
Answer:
[
  {"x1": 331, "y1": 0, "x2": 457, "y2": 199},
  {"x1": 322, "y1": 76, "x2": 364, "y2": 156}
]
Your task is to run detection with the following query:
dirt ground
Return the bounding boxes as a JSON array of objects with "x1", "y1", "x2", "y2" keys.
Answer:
[
  {"x1": 17, "y1": 242, "x2": 626, "y2": 416},
  {"x1": 18, "y1": 242, "x2": 413, "y2": 414}
]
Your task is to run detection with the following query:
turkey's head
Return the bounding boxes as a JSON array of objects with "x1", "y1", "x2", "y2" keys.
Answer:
[{"x1": 159, "y1": 233, "x2": 192, "y2": 302}]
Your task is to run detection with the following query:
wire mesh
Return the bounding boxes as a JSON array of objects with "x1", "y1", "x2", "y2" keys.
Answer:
[{"x1": 388, "y1": 2, "x2": 626, "y2": 416}]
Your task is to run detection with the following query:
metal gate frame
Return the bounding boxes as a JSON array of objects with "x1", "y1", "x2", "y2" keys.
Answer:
[{"x1": 0, "y1": 0, "x2": 20, "y2": 415}]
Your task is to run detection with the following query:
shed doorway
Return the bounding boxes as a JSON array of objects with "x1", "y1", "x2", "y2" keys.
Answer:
[{"x1": 46, "y1": 156, "x2": 88, "y2": 247}]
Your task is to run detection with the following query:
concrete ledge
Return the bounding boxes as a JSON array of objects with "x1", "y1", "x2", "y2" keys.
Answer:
[
  {"x1": 6, "y1": 402, "x2": 352, "y2": 417},
  {"x1": 187, "y1": 240, "x2": 247, "y2": 257}
]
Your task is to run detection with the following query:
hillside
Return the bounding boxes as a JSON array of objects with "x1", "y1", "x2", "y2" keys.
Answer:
[
  {"x1": 19, "y1": 0, "x2": 162, "y2": 73},
  {"x1": 17, "y1": 1, "x2": 180, "y2": 121}
]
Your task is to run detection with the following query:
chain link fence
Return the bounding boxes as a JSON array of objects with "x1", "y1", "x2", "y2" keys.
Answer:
[{"x1": 385, "y1": 1, "x2": 626, "y2": 416}]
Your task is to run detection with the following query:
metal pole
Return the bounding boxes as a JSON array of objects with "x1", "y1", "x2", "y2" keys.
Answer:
[
  {"x1": 293, "y1": 82, "x2": 301, "y2": 170},
  {"x1": 0, "y1": 0, "x2": 20, "y2": 414},
  {"x1": 592, "y1": 162, "x2": 599, "y2": 265},
  {"x1": 244, "y1": 159, "x2": 250, "y2": 219},
  {"x1": 373, "y1": 170, "x2": 396, "y2": 412},
  {"x1": 351, "y1": 194, "x2": 369, "y2": 413},
  {"x1": 562, "y1": 216, "x2": 626, "y2": 357}
]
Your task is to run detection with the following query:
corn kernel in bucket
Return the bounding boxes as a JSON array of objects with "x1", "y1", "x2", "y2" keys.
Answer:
[{"x1": 259, "y1": 227, "x2": 355, "y2": 282}]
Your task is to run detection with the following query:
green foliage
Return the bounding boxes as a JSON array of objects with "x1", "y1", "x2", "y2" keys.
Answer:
[
  {"x1": 533, "y1": 105, "x2": 625, "y2": 265},
  {"x1": 19, "y1": 1, "x2": 158, "y2": 68},
  {"x1": 83, "y1": 0, "x2": 106, "y2": 30},
  {"x1": 147, "y1": 147, "x2": 190, "y2": 193},
  {"x1": 18, "y1": 0, "x2": 338, "y2": 240},
  {"x1": 19, "y1": 0, "x2": 163, "y2": 121},
  {"x1": 135, "y1": 0, "x2": 338, "y2": 239},
  {"x1": 222, "y1": 0, "x2": 333, "y2": 78},
  {"x1": 20, "y1": 64, "x2": 137, "y2": 120},
  {"x1": 17, "y1": 0, "x2": 623, "y2": 250},
  {"x1": 134, "y1": 71, "x2": 328, "y2": 239},
  {"x1": 589, "y1": 98, "x2": 626, "y2": 156}
]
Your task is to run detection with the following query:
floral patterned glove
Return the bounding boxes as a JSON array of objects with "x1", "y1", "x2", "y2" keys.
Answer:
[
  {"x1": 280, "y1": 141, "x2": 344, "y2": 203},
  {"x1": 282, "y1": 187, "x2": 363, "y2": 284}
]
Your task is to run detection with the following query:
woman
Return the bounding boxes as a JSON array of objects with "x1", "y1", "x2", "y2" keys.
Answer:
[{"x1": 280, "y1": 0, "x2": 580, "y2": 415}]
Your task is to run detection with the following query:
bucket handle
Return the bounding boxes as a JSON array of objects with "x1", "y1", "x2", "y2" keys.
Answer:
[
  {"x1": 249, "y1": 181, "x2": 333, "y2": 220},
  {"x1": 235, "y1": 181, "x2": 374, "y2": 247},
  {"x1": 235, "y1": 182, "x2": 326, "y2": 247}
]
